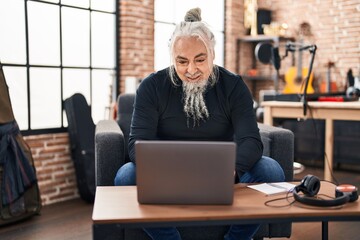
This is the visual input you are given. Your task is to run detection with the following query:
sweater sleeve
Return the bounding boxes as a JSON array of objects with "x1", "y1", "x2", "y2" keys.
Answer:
[
  {"x1": 128, "y1": 75, "x2": 160, "y2": 163},
  {"x1": 229, "y1": 75, "x2": 263, "y2": 177}
]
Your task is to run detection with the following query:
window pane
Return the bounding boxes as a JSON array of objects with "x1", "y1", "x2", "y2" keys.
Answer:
[
  {"x1": 91, "y1": 12, "x2": 115, "y2": 68},
  {"x1": 61, "y1": 0, "x2": 89, "y2": 8},
  {"x1": 91, "y1": 0, "x2": 115, "y2": 12},
  {"x1": 173, "y1": 0, "x2": 196, "y2": 23},
  {"x1": 3, "y1": 66, "x2": 28, "y2": 130},
  {"x1": 62, "y1": 7, "x2": 90, "y2": 67},
  {"x1": 194, "y1": 0, "x2": 224, "y2": 31},
  {"x1": 91, "y1": 69, "x2": 114, "y2": 123},
  {"x1": 62, "y1": 68, "x2": 91, "y2": 127},
  {"x1": 28, "y1": 2, "x2": 60, "y2": 66},
  {"x1": 214, "y1": 31, "x2": 224, "y2": 67},
  {"x1": 207, "y1": 1, "x2": 225, "y2": 32},
  {"x1": 62, "y1": 68, "x2": 91, "y2": 101},
  {"x1": 30, "y1": 68, "x2": 61, "y2": 129},
  {"x1": 154, "y1": 22, "x2": 174, "y2": 71},
  {"x1": 0, "y1": 0, "x2": 26, "y2": 64},
  {"x1": 154, "y1": 0, "x2": 175, "y2": 22},
  {"x1": 173, "y1": 0, "x2": 224, "y2": 31}
]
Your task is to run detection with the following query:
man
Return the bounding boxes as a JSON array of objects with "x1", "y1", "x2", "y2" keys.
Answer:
[{"x1": 114, "y1": 8, "x2": 285, "y2": 240}]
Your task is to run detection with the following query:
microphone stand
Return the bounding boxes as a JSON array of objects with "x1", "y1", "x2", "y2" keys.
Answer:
[
  {"x1": 283, "y1": 42, "x2": 317, "y2": 116},
  {"x1": 301, "y1": 44, "x2": 317, "y2": 116}
]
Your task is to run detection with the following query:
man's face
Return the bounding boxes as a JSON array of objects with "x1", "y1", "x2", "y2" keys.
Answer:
[
  {"x1": 173, "y1": 37, "x2": 213, "y2": 84},
  {"x1": 173, "y1": 36, "x2": 214, "y2": 126}
]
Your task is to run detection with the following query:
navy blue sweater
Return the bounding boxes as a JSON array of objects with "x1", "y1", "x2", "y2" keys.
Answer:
[{"x1": 129, "y1": 66, "x2": 263, "y2": 177}]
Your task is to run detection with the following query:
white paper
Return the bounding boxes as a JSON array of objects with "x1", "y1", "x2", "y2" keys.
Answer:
[{"x1": 247, "y1": 182, "x2": 296, "y2": 196}]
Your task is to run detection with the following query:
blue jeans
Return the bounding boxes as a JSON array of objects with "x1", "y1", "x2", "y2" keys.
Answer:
[{"x1": 114, "y1": 156, "x2": 285, "y2": 240}]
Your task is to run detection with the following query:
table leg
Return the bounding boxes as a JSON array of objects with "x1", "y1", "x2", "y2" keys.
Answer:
[
  {"x1": 322, "y1": 221, "x2": 328, "y2": 240},
  {"x1": 263, "y1": 106, "x2": 273, "y2": 125},
  {"x1": 324, "y1": 119, "x2": 334, "y2": 182}
]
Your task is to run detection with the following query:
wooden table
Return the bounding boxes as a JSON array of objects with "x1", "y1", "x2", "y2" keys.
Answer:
[
  {"x1": 262, "y1": 101, "x2": 360, "y2": 181},
  {"x1": 92, "y1": 183, "x2": 360, "y2": 240}
]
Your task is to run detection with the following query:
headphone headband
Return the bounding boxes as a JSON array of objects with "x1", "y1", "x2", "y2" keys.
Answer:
[{"x1": 293, "y1": 190, "x2": 350, "y2": 207}]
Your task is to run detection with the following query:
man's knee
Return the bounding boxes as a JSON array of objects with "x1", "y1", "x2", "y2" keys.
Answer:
[
  {"x1": 114, "y1": 162, "x2": 136, "y2": 186},
  {"x1": 246, "y1": 156, "x2": 285, "y2": 183},
  {"x1": 259, "y1": 156, "x2": 285, "y2": 182}
]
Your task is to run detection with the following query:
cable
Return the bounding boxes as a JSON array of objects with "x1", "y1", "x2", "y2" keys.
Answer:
[
  {"x1": 306, "y1": 106, "x2": 339, "y2": 185},
  {"x1": 264, "y1": 190, "x2": 295, "y2": 208}
]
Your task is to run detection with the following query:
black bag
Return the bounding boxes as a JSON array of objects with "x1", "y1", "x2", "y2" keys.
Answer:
[
  {"x1": 0, "y1": 63, "x2": 41, "y2": 226},
  {"x1": 64, "y1": 93, "x2": 96, "y2": 203}
]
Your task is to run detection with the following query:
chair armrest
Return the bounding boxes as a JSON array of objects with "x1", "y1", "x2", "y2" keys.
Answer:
[
  {"x1": 258, "y1": 123, "x2": 294, "y2": 181},
  {"x1": 95, "y1": 120, "x2": 126, "y2": 186}
]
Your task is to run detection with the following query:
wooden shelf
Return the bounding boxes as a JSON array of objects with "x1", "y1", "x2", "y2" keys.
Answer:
[
  {"x1": 242, "y1": 75, "x2": 275, "y2": 81},
  {"x1": 238, "y1": 35, "x2": 293, "y2": 44},
  {"x1": 236, "y1": 35, "x2": 294, "y2": 98}
]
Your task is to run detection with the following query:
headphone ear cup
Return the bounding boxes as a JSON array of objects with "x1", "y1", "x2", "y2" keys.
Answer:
[
  {"x1": 295, "y1": 175, "x2": 320, "y2": 197},
  {"x1": 336, "y1": 184, "x2": 359, "y2": 202}
]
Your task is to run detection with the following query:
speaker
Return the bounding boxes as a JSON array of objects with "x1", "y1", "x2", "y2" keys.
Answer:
[
  {"x1": 255, "y1": 42, "x2": 272, "y2": 64},
  {"x1": 293, "y1": 175, "x2": 358, "y2": 207},
  {"x1": 257, "y1": 9, "x2": 272, "y2": 35}
]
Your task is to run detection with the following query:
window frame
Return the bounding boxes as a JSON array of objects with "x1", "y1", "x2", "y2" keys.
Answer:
[{"x1": 0, "y1": 0, "x2": 119, "y2": 136}]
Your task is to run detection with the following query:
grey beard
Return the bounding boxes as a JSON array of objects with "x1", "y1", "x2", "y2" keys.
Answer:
[{"x1": 182, "y1": 80, "x2": 209, "y2": 127}]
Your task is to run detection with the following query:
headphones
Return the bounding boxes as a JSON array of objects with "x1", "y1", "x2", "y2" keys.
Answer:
[{"x1": 293, "y1": 175, "x2": 359, "y2": 207}]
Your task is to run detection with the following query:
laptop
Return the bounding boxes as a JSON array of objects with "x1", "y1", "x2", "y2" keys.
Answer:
[{"x1": 135, "y1": 140, "x2": 236, "y2": 205}]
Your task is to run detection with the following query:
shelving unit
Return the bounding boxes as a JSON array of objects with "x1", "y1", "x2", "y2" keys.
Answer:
[{"x1": 236, "y1": 35, "x2": 294, "y2": 98}]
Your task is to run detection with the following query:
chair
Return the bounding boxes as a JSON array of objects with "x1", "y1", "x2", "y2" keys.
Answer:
[{"x1": 95, "y1": 93, "x2": 294, "y2": 240}]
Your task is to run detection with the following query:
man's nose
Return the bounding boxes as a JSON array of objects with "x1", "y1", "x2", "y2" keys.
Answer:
[{"x1": 187, "y1": 62, "x2": 197, "y2": 75}]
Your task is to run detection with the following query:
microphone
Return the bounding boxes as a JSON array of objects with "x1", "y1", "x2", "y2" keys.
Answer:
[
  {"x1": 271, "y1": 46, "x2": 281, "y2": 93},
  {"x1": 271, "y1": 47, "x2": 281, "y2": 70}
]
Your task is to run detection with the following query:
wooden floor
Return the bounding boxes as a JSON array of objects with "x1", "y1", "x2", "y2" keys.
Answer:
[
  {"x1": 1, "y1": 165, "x2": 359, "y2": 240},
  {"x1": 0, "y1": 198, "x2": 93, "y2": 240}
]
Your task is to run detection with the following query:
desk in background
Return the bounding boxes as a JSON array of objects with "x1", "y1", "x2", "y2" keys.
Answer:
[{"x1": 262, "y1": 101, "x2": 360, "y2": 181}]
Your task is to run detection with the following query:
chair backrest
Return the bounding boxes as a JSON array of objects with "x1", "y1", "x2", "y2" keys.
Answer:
[{"x1": 116, "y1": 93, "x2": 135, "y2": 162}]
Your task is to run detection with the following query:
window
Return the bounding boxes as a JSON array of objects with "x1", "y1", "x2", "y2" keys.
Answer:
[
  {"x1": 0, "y1": 0, "x2": 117, "y2": 134},
  {"x1": 154, "y1": 0, "x2": 224, "y2": 71}
]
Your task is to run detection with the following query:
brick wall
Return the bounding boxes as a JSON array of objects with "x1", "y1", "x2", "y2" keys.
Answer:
[
  {"x1": 231, "y1": 0, "x2": 360, "y2": 98},
  {"x1": 118, "y1": 0, "x2": 155, "y2": 93},
  {"x1": 274, "y1": 0, "x2": 359, "y2": 91},
  {"x1": 225, "y1": 0, "x2": 244, "y2": 72},
  {"x1": 26, "y1": 0, "x2": 359, "y2": 205},
  {"x1": 24, "y1": 133, "x2": 78, "y2": 206}
]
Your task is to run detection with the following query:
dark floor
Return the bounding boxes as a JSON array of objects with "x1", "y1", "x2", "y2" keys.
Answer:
[
  {"x1": 0, "y1": 164, "x2": 359, "y2": 240},
  {"x1": 0, "y1": 198, "x2": 93, "y2": 240}
]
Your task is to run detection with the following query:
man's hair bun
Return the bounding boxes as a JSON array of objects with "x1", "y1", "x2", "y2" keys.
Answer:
[{"x1": 184, "y1": 8, "x2": 202, "y2": 22}]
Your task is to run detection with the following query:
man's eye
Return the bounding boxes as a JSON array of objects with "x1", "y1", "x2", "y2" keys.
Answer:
[
  {"x1": 196, "y1": 59, "x2": 205, "y2": 63},
  {"x1": 177, "y1": 60, "x2": 188, "y2": 65}
]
